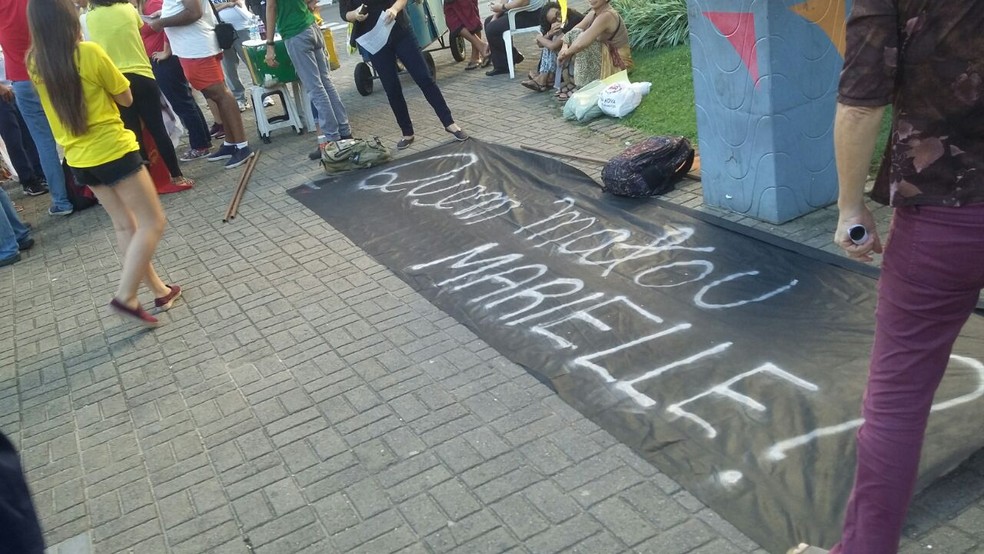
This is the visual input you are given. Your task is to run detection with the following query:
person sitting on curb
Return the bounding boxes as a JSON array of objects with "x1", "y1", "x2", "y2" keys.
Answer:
[
  {"x1": 555, "y1": 0, "x2": 632, "y2": 101},
  {"x1": 521, "y1": 1, "x2": 582, "y2": 92}
]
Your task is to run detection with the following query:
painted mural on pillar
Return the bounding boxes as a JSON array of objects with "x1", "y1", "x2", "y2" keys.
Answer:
[{"x1": 688, "y1": 0, "x2": 850, "y2": 224}]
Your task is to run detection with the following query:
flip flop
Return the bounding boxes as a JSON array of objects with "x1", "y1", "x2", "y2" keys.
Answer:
[
  {"x1": 521, "y1": 80, "x2": 549, "y2": 92},
  {"x1": 465, "y1": 61, "x2": 480, "y2": 70},
  {"x1": 480, "y1": 55, "x2": 492, "y2": 68}
]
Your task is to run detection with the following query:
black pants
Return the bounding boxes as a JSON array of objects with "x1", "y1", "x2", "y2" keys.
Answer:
[
  {"x1": 151, "y1": 56, "x2": 211, "y2": 152},
  {"x1": 118, "y1": 73, "x2": 182, "y2": 178},
  {"x1": 361, "y1": 28, "x2": 454, "y2": 136},
  {"x1": 0, "y1": 98, "x2": 43, "y2": 184},
  {"x1": 483, "y1": 11, "x2": 539, "y2": 71},
  {"x1": 0, "y1": 432, "x2": 44, "y2": 554}
]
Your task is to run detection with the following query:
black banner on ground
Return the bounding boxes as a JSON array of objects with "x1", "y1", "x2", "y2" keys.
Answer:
[{"x1": 289, "y1": 140, "x2": 984, "y2": 553}]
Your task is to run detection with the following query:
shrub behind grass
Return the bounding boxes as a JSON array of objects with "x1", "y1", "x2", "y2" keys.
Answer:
[{"x1": 611, "y1": 0, "x2": 689, "y2": 51}]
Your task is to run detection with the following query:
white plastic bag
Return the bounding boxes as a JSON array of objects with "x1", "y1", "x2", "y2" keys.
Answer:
[
  {"x1": 160, "y1": 95, "x2": 185, "y2": 150},
  {"x1": 563, "y1": 70, "x2": 631, "y2": 123},
  {"x1": 598, "y1": 81, "x2": 652, "y2": 118}
]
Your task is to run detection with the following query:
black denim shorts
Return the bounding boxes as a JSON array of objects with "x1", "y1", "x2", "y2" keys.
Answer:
[{"x1": 70, "y1": 151, "x2": 144, "y2": 188}]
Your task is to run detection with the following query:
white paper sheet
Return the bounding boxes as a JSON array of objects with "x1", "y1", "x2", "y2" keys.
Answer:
[{"x1": 355, "y1": 12, "x2": 395, "y2": 55}]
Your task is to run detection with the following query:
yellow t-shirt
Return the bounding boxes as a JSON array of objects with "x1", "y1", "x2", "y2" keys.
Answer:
[
  {"x1": 85, "y1": 3, "x2": 154, "y2": 80},
  {"x1": 32, "y1": 42, "x2": 139, "y2": 168}
]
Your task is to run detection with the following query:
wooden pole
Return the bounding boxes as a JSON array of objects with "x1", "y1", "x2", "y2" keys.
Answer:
[
  {"x1": 223, "y1": 150, "x2": 260, "y2": 223},
  {"x1": 523, "y1": 144, "x2": 702, "y2": 181},
  {"x1": 520, "y1": 144, "x2": 610, "y2": 165}
]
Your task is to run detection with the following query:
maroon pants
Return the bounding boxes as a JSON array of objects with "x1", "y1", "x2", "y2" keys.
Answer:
[{"x1": 832, "y1": 204, "x2": 984, "y2": 554}]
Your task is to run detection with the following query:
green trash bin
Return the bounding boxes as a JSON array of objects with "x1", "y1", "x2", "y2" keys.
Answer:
[{"x1": 243, "y1": 38, "x2": 298, "y2": 86}]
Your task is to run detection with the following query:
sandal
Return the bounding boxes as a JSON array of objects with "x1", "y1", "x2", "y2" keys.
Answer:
[
  {"x1": 521, "y1": 79, "x2": 549, "y2": 93},
  {"x1": 480, "y1": 55, "x2": 492, "y2": 68},
  {"x1": 465, "y1": 60, "x2": 480, "y2": 70},
  {"x1": 555, "y1": 83, "x2": 577, "y2": 101}
]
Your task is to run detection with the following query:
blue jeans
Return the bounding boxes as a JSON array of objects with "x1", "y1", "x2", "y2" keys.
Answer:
[
  {"x1": 0, "y1": 97, "x2": 43, "y2": 184},
  {"x1": 361, "y1": 27, "x2": 454, "y2": 136},
  {"x1": 285, "y1": 24, "x2": 350, "y2": 141},
  {"x1": 0, "y1": 187, "x2": 31, "y2": 260},
  {"x1": 11, "y1": 81, "x2": 72, "y2": 212},
  {"x1": 151, "y1": 56, "x2": 212, "y2": 151}
]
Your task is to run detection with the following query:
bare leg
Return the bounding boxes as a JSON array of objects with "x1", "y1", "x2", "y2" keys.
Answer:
[
  {"x1": 202, "y1": 83, "x2": 246, "y2": 143},
  {"x1": 206, "y1": 97, "x2": 223, "y2": 125},
  {"x1": 88, "y1": 167, "x2": 167, "y2": 308},
  {"x1": 108, "y1": 206, "x2": 170, "y2": 297},
  {"x1": 459, "y1": 28, "x2": 487, "y2": 63}
]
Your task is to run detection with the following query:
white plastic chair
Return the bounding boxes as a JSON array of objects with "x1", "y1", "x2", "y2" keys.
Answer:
[{"x1": 503, "y1": 3, "x2": 541, "y2": 79}]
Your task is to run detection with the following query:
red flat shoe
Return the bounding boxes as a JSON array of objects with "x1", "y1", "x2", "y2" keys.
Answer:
[
  {"x1": 154, "y1": 284, "x2": 182, "y2": 311},
  {"x1": 109, "y1": 298, "x2": 159, "y2": 328}
]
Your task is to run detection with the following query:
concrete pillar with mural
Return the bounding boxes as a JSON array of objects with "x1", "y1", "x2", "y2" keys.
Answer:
[{"x1": 686, "y1": 0, "x2": 849, "y2": 224}]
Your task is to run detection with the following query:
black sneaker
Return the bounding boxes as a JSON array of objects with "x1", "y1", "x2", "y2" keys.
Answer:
[
  {"x1": 22, "y1": 181, "x2": 49, "y2": 196},
  {"x1": 207, "y1": 143, "x2": 237, "y2": 162},
  {"x1": 209, "y1": 123, "x2": 225, "y2": 140},
  {"x1": 17, "y1": 237, "x2": 34, "y2": 251},
  {"x1": 225, "y1": 146, "x2": 254, "y2": 169}
]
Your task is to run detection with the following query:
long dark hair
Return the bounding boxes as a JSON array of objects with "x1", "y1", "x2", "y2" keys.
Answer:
[
  {"x1": 539, "y1": 2, "x2": 560, "y2": 33},
  {"x1": 90, "y1": 0, "x2": 133, "y2": 5},
  {"x1": 27, "y1": 0, "x2": 88, "y2": 136}
]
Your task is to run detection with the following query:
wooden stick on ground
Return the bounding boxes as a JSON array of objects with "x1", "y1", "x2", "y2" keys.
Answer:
[
  {"x1": 521, "y1": 144, "x2": 610, "y2": 165},
  {"x1": 223, "y1": 150, "x2": 261, "y2": 223},
  {"x1": 524, "y1": 144, "x2": 702, "y2": 181}
]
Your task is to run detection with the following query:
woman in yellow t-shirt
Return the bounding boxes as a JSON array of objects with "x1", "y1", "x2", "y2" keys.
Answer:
[
  {"x1": 28, "y1": 0, "x2": 182, "y2": 328},
  {"x1": 86, "y1": 0, "x2": 193, "y2": 189}
]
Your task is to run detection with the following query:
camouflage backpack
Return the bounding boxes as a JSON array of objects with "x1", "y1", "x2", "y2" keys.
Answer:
[
  {"x1": 321, "y1": 137, "x2": 392, "y2": 174},
  {"x1": 601, "y1": 136, "x2": 695, "y2": 197}
]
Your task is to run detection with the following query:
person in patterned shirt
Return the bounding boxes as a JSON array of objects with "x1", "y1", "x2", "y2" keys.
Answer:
[{"x1": 791, "y1": 2, "x2": 984, "y2": 554}]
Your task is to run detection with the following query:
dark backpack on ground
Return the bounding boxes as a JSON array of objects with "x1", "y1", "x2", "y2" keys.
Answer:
[{"x1": 601, "y1": 136, "x2": 695, "y2": 197}]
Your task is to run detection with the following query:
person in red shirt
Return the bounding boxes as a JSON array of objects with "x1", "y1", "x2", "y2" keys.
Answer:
[
  {"x1": 138, "y1": 0, "x2": 213, "y2": 160},
  {"x1": 0, "y1": 0, "x2": 76, "y2": 215}
]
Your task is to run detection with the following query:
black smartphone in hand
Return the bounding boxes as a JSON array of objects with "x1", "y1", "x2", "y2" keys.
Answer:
[{"x1": 358, "y1": 4, "x2": 369, "y2": 15}]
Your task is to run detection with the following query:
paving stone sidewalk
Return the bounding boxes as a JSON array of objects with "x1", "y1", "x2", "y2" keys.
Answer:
[{"x1": 2, "y1": 18, "x2": 984, "y2": 554}]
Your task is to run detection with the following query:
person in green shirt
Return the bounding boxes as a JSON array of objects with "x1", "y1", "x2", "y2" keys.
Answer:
[{"x1": 265, "y1": 0, "x2": 352, "y2": 156}]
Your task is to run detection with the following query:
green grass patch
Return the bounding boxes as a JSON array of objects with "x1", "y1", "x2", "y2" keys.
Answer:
[
  {"x1": 623, "y1": 45, "x2": 697, "y2": 142},
  {"x1": 622, "y1": 44, "x2": 893, "y2": 174}
]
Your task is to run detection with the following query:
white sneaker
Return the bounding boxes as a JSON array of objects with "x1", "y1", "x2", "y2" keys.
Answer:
[
  {"x1": 263, "y1": 97, "x2": 275, "y2": 107},
  {"x1": 237, "y1": 100, "x2": 247, "y2": 112}
]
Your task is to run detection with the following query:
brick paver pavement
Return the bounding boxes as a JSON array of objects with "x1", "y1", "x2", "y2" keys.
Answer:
[{"x1": 2, "y1": 12, "x2": 983, "y2": 554}]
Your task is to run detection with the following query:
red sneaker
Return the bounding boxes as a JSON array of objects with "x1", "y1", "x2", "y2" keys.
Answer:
[
  {"x1": 154, "y1": 284, "x2": 182, "y2": 311},
  {"x1": 109, "y1": 298, "x2": 159, "y2": 328}
]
